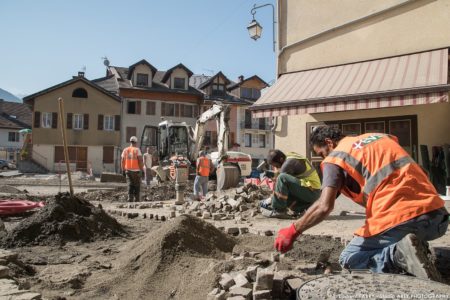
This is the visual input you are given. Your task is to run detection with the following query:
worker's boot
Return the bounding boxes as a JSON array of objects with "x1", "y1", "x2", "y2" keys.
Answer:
[{"x1": 393, "y1": 233, "x2": 442, "y2": 281}]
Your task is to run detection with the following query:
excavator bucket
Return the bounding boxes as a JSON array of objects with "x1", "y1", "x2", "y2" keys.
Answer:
[{"x1": 216, "y1": 163, "x2": 240, "y2": 191}]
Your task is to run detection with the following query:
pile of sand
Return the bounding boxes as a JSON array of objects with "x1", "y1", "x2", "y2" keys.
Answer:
[
  {"x1": 1, "y1": 193, "x2": 124, "y2": 247},
  {"x1": 86, "y1": 215, "x2": 236, "y2": 299}
]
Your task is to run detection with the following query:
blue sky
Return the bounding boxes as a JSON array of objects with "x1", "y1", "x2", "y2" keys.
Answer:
[{"x1": 0, "y1": 0, "x2": 276, "y2": 97}]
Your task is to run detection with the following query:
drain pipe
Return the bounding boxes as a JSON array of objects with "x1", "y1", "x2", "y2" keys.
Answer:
[{"x1": 278, "y1": 0, "x2": 417, "y2": 57}]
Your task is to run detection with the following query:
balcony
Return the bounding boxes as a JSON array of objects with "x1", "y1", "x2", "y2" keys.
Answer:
[{"x1": 240, "y1": 121, "x2": 271, "y2": 131}]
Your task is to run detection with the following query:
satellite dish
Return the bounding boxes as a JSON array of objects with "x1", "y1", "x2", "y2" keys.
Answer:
[{"x1": 102, "y1": 56, "x2": 110, "y2": 67}]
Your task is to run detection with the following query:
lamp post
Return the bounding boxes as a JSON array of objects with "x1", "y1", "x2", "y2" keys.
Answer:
[{"x1": 247, "y1": 3, "x2": 276, "y2": 52}]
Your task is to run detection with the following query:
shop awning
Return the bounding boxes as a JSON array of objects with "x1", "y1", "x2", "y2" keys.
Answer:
[{"x1": 251, "y1": 48, "x2": 450, "y2": 117}]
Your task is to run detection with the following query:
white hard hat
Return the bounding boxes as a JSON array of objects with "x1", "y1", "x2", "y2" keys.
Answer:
[{"x1": 130, "y1": 136, "x2": 138, "y2": 143}]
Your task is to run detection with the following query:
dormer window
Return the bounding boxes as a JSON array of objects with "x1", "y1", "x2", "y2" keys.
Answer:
[
  {"x1": 72, "y1": 88, "x2": 88, "y2": 98},
  {"x1": 241, "y1": 87, "x2": 261, "y2": 100},
  {"x1": 212, "y1": 84, "x2": 225, "y2": 96},
  {"x1": 136, "y1": 73, "x2": 149, "y2": 87},
  {"x1": 174, "y1": 77, "x2": 185, "y2": 89}
]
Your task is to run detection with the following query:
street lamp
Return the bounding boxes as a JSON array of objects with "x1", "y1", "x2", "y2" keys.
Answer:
[{"x1": 247, "y1": 3, "x2": 276, "y2": 52}]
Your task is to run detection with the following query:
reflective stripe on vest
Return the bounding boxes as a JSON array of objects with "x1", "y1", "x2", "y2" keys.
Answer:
[
  {"x1": 285, "y1": 152, "x2": 321, "y2": 190},
  {"x1": 322, "y1": 133, "x2": 444, "y2": 237},
  {"x1": 124, "y1": 147, "x2": 140, "y2": 170},
  {"x1": 198, "y1": 157, "x2": 210, "y2": 177}
]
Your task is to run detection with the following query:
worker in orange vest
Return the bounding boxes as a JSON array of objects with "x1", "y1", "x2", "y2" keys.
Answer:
[
  {"x1": 194, "y1": 151, "x2": 213, "y2": 200},
  {"x1": 121, "y1": 136, "x2": 144, "y2": 202},
  {"x1": 275, "y1": 126, "x2": 449, "y2": 281}
]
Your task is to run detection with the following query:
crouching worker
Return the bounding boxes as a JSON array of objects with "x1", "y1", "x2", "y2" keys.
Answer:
[
  {"x1": 274, "y1": 126, "x2": 449, "y2": 281},
  {"x1": 260, "y1": 149, "x2": 321, "y2": 218}
]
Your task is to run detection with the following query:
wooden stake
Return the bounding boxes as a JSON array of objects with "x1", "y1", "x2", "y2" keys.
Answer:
[{"x1": 58, "y1": 97, "x2": 74, "y2": 197}]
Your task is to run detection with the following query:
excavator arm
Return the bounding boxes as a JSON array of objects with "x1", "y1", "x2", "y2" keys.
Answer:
[{"x1": 192, "y1": 103, "x2": 230, "y2": 161}]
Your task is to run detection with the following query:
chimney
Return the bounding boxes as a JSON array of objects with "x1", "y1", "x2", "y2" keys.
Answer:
[
  {"x1": 238, "y1": 75, "x2": 244, "y2": 83},
  {"x1": 78, "y1": 71, "x2": 85, "y2": 78}
]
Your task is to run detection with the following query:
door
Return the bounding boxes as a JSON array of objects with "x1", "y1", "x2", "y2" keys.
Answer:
[{"x1": 76, "y1": 147, "x2": 88, "y2": 171}]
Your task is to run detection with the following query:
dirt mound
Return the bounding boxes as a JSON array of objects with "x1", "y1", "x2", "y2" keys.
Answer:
[
  {"x1": 0, "y1": 185, "x2": 24, "y2": 194},
  {"x1": 1, "y1": 193, "x2": 124, "y2": 247},
  {"x1": 86, "y1": 215, "x2": 235, "y2": 299}
]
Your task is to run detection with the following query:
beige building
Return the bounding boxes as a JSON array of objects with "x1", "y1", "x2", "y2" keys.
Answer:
[
  {"x1": 95, "y1": 60, "x2": 203, "y2": 150},
  {"x1": 228, "y1": 76, "x2": 272, "y2": 166},
  {"x1": 23, "y1": 74, "x2": 122, "y2": 174},
  {"x1": 251, "y1": 0, "x2": 450, "y2": 171}
]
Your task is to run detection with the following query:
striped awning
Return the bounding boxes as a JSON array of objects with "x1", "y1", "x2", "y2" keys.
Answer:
[{"x1": 251, "y1": 48, "x2": 450, "y2": 118}]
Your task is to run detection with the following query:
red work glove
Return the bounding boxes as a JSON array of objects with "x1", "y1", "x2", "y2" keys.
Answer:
[{"x1": 274, "y1": 223, "x2": 301, "y2": 253}]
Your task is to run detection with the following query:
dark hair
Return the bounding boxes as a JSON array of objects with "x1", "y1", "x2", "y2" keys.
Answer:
[
  {"x1": 267, "y1": 149, "x2": 286, "y2": 166},
  {"x1": 310, "y1": 126, "x2": 345, "y2": 147}
]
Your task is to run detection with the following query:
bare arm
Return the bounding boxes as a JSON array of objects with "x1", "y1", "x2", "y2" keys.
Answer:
[
  {"x1": 138, "y1": 156, "x2": 144, "y2": 172},
  {"x1": 293, "y1": 187, "x2": 338, "y2": 233}
]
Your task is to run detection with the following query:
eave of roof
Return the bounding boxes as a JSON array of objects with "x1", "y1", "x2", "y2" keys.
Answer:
[
  {"x1": 197, "y1": 71, "x2": 231, "y2": 90},
  {"x1": 23, "y1": 77, "x2": 122, "y2": 103},
  {"x1": 127, "y1": 59, "x2": 158, "y2": 79},
  {"x1": 161, "y1": 63, "x2": 194, "y2": 83}
]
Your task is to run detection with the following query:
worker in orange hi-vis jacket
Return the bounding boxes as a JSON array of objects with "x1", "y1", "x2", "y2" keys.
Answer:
[
  {"x1": 121, "y1": 136, "x2": 144, "y2": 202},
  {"x1": 193, "y1": 151, "x2": 214, "y2": 200},
  {"x1": 274, "y1": 126, "x2": 449, "y2": 282}
]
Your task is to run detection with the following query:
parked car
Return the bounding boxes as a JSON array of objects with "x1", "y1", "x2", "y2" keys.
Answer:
[{"x1": 0, "y1": 160, "x2": 16, "y2": 170}]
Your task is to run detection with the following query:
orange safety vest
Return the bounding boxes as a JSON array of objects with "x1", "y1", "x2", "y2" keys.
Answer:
[
  {"x1": 322, "y1": 133, "x2": 444, "y2": 237},
  {"x1": 123, "y1": 146, "x2": 140, "y2": 171},
  {"x1": 197, "y1": 157, "x2": 210, "y2": 177}
]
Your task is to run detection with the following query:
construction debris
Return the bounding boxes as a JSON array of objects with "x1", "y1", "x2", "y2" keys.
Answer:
[
  {"x1": 1, "y1": 193, "x2": 124, "y2": 247},
  {"x1": 182, "y1": 183, "x2": 272, "y2": 226}
]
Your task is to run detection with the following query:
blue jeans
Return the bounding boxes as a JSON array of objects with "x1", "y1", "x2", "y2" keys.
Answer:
[
  {"x1": 194, "y1": 175, "x2": 208, "y2": 197},
  {"x1": 339, "y1": 208, "x2": 449, "y2": 273}
]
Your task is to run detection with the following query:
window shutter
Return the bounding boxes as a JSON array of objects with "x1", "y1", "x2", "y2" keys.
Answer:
[
  {"x1": 146, "y1": 102, "x2": 151, "y2": 115},
  {"x1": 175, "y1": 104, "x2": 180, "y2": 117},
  {"x1": 98, "y1": 114, "x2": 104, "y2": 130},
  {"x1": 34, "y1": 111, "x2": 41, "y2": 128},
  {"x1": 67, "y1": 113, "x2": 73, "y2": 129},
  {"x1": 114, "y1": 115, "x2": 120, "y2": 131},
  {"x1": 136, "y1": 101, "x2": 141, "y2": 114},
  {"x1": 52, "y1": 112, "x2": 58, "y2": 128},
  {"x1": 151, "y1": 102, "x2": 155, "y2": 114},
  {"x1": 161, "y1": 102, "x2": 166, "y2": 116},
  {"x1": 83, "y1": 114, "x2": 89, "y2": 130}
]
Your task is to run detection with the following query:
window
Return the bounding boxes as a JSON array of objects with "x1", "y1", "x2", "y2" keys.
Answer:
[
  {"x1": 162, "y1": 103, "x2": 176, "y2": 117},
  {"x1": 241, "y1": 88, "x2": 261, "y2": 100},
  {"x1": 259, "y1": 134, "x2": 265, "y2": 148},
  {"x1": 8, "y1": 132, "x2": 19, "y2": 142},
  {"x1": 127, "y1": 101, "x2": 141, "y2": 114},
  {"x1": 244, "y1": 133, "x2": 252, "y2": 147},
  {"x1": 244, "y1": 110, "x2": 252, "y2": 128},
  {"x1": 204, "y1": 131, "x2": 212, "y2": 145},
  {"x1": 182, "y1": 105, "x2": 193, "y2": 118},
  {"x1": 212, "y1": 84, "x2": 225, "y2": 96},
  {"x1": 127, "y1": 101, "x2": 136, "y2": 114},
  {"x1": 72, "y1": 88, "x2": 88, "y2": 98},
  {"x1": 136, "y1": 73, "x2": 148, "y2": 87},
  {"x1": 73, "y1": 114, "x2": 84, "y2": 130},
  {"x1": 174, "y1": 77, "x2": 185, "y2": 89},
  {"x1": 103, "y1": 115, "x2": 114, "y2": 131},
  {"x1": 42, "y1": 112, "x2": 52, "y2": 128}
]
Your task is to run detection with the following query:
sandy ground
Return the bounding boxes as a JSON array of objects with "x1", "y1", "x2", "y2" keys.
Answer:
[{"x1": 0, "y1": 176, "x2": 449, "y2": 299}]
